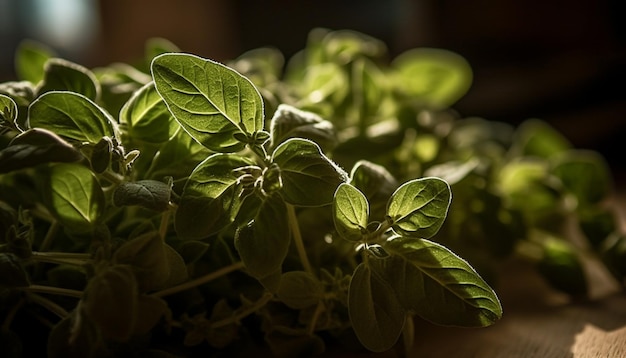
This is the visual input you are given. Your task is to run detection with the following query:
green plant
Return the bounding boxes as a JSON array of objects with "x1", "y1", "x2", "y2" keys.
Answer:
[{"x1": 0, "y1": 29, "x2": 623, "y2": 357}]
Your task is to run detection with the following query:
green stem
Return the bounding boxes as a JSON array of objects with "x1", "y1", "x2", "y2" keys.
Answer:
[
  {"x1": 152, "y1": 261, "x2": 245, "y2": 298},
  {"x1": 26, "y1": 293, "x2": 70, "y2": 319},
  {"x1": 306, "y1": 301, "x2": 325, "y2": 335},
  {"x1": 31, "y1": 251, "x2": 92, "y2": 266},
  {"x1": 23, "y1": 284, "x2": 84, "y2": 298},
  {"x1": 101, "y1": 170, "x2": 124, "y2": 185},
  {"x1": 159, "y1": 208, "x2": 172, "y2": 240},
  {"x1": 39, "y1": 220, "x2": 60, "y2": 252},
  {"x1": 2, "y1": 299, "x2": 24, "y2": 331},
  {"x1": 402, "y1": 314, "x2": 415, "y2": 356},
  {"x1": 210, "y1": 292, "x2": 273, "y2": 329},
  {"x1": 287, "y1": 204, "x2": 314, "y2": 275}
]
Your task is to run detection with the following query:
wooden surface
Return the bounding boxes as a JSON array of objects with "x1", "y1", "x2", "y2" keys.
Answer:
[{"x1": 408, "y1": 260, "x2": 626, "y2": 358}]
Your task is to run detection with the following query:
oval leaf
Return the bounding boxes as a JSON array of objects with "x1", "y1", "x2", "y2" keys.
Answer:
[
  {"x1": 269, "y1": 104, "x2": 337, "y2": 152},
  {"x1": 349, "y1": 160, "x2": 398, "y2": 220},
  {"x1": 0, "y1": 128, "x2": 83, "y2": 174},
  {"x1": 0, "y1": 93, "x2": 18, "y2": 125},
  {"x1": 175, "y1": 153, "x2": 255, "y2": 239},
  {"x1": 332, "y1": 183, "x2": 369, "y2": 242},
  {"x1": 41, "y1": 163, "x2": 105, "y2": 233},
  {"x1": 271, "y1": 138, "x2": 348, "y2": 207},
  {"x1": 392, "y1": 48, "x2": 472, "y2": 108},
  {"x1": 276, "y1": 271, "x2": 324, "y2": 309},
  {"x1": 83, "y1": 264, "x2": 138, "y2": 341},
  {"x1": 387, "y1": 177, "x2": 451, "y2": 239},
  {"x1": 119, "y1": 82, "x2": 179, "y2": 144},
  {"x1": 28, "y1": 91, "x2": 117, "y2": 144},
  {"x1": 15, "y1": 40, "x2": 54, "y2": 84},
  {"x1": 113, "y1": 179, "x2": 173, "y2": 211},
  {"x1": 235, "y1": 194, "x2": 289, "y2": 279},
  {"x1": 151, "y1": 53, "x2": 264, "y2": 152},
  {"x1": 382, "y1": 236, "x2": 502, "y2": 327},
  {"x1": 38, "y1": 58, "x2": 100, "y2": 100},
  {"x1": 551, "y1": 150, "x2": 612, "y2": 207},
  {"x1": 113, "y1": 231, "x2": 169, "y2": 292},
  {"x1": 348, "y1": 262, "x2": 405, "y2": 353}
]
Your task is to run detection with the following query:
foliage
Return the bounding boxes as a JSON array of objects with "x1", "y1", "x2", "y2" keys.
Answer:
[{"x1": 0, "y1": 28, "x2": 622, "y2": 357}]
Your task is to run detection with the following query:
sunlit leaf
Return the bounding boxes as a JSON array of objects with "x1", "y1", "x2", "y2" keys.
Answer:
[
  {"x1": 151, "y1": 53, "x2": 264, "y2": 152},
  {"x1": 175, "y1": 153, "x2": 255, "y2": 239},
  {"x1": 41, "y1": 163, "x2": 105, "y2": 233},
  {"x1": 119, "y1": 82, "x2": 179, "y2": 144},
  {"x1": 392, "y1": 48, "x2": 472, "y2": 108},
  {"x1": 38, "y1": 58, "x2": 100, "y2": 100},
  {"x1": 0, "y1": 94, "x2": 18, "y2": 125},
  {"x1": 349, "y1": 160, "x2": 398, "y2": 220},
  {"x1": 15, "y1": 40, "x2": 55, "y2": 84},
  {"x1": 272, "y1": 138, "x2": 348, "y2": 206},
  {"x1": 512, "y1": 119, "x2": 571, "y2": 158},
  {"x1": 332, "y1": 183, "x2": 369, "y2": 242},
  {"x1": 348, "y1": 262, "x2": 405, "y2": 352},
  {"x1": 387, "y1": 177, "x2": 451, "y2": 239},
  {"x1": 382, "y1": 236, "x2": 502, "y2": 326},
  {"x1": 28, "y1": 91, "x2": 117, "y2": 144}
]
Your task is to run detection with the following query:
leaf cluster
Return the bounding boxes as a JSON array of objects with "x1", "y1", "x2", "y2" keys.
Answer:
[{"x1": 0, "y1": 28, "x2": 621, "y2": 357}]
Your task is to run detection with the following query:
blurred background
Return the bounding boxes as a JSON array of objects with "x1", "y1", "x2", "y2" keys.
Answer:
[{"x1": 1, "y1": 0, "x2": 625, "y2": 179}]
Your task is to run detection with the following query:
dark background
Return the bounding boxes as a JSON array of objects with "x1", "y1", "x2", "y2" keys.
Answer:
[{"x1": 2, "y1": 0, "x2": 625, "y2": 180}]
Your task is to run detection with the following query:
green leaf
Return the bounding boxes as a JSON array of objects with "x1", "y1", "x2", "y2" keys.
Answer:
[
  {"x1": 332, "y1": 183, "x2": 369, "y2": 242},
  {"x1": 512, "y1": 119, "x2": 571, "y2": 158},
  {"x1": 551, "y1": 150, "x2": 612, "y2": 207},
  {"x1": 348, "y1": 262, "x2": 405, "y2": 353},
  {"x1": 0, "y1": 253, "x2": 30, "y2": 288},
  {"x1": 392, "y1": 48, "x2": 472, "y2": 108},
  {"x1": 38, "y1": 58, "x2": 100, "y2": 101},
  {"x1": 145, "y1": 128, "x2": 211, "y2": 180},
  {"x1": 113, "y1": 179, "x2": 173, "y2": 211},
  {"x1": 537, "y1": 234, "x2": 587, "y2": 295},
  {"x1": 113, "y1": 231, "x2": 170, "y2": 292},
  {"x1": 387, "y1": 177, "x2": 451, "y2": 239},
  {"x1": 28, "y1": 91, "x2": 117, "y2": 144},
  {"x1": 0, "y1": 94, "x2": 18, "y2": 125},
  {"x1": 269, "y1": 104, "x2": 337, "y2": 152},
  {"x1": 175, "y1": 153, "x2": 256, "y2": 239},
  {"x1": 151, "y1": 53, "x2": 264, "y2": 152},
  {"x1": 145, "y1": 38, "x2": 180, "y2": 65},
  {"x1": 276, "y1": 271, "x2": 324, "y2": 309},
  {"x1": 133, "y1": 295, "x2": 169, "y2": 335},
  {"x1": 41, "y1": 163, "x2": 105, "y2": 233},
  {"x1": 298, "y1": 63, "x2": 348, "y2": 109},
  {"x1": 349, "y1": 160, "x2": 398, "y2": 220},
  {"x1": 0, "y1": 128, "x2": 83, "y2": 174},
  {"x1": 382, "y1": 236, "x2": 502, "y2": 326},
  {"x1": 83, "y1": 264, "x2": 138, "y2": 341},
  {"x1": 15, "y1": 40, "x2": 55, "y2": 84},
  {"x1": 271, "y1": 138, "x2": 348, "y2": 206},
  {"x1": 235, "y1": 194, "x2": 289, "y2": 279},
  {"x1": 120, "y1": 82, "x2": 179, "y2": 144}
]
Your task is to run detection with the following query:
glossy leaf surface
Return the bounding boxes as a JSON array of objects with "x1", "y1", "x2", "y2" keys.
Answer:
[{"x1": 38, "y1": 58, "x2": 100, "y2": 100}]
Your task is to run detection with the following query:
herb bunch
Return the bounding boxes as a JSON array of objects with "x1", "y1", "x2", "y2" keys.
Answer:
[{"x1": 0, "y1": 30, "x2": 622, "y2": 357}]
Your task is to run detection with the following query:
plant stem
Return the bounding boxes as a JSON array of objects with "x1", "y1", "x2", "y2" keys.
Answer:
[
  {"x1": 31, "y1": 251, "x2": 91, "y2": 266},
  {"x1": 402, "y1": 314, "x2": 415, "y2": 356},
  {"x1": 306, "y1": 301, "x2": 325, "y2": 335},
  {"x1": 2, "y1": 299, "x2": 24, "y2": 331},
  {"x1": 159, "y1": 208, "x2": 172, "y2": 240},
  {"x1": 286, "y1": 204, "x2": 314, "y2": 275},
  {"x1": 23, "y1": 285, "x2": 84, "y2": 298},
  {"x1": 26, "y1": 293, "x2": 70, "y2": 319},
  {"x1": 211, "y1": 292, "x2": 273, "y2": 329},
  {"x1": 152, "y1": 261, "x2": 245, "y2": 298},
  {"x1": 39, "y1": 220, "x2": 60, "y2": 252}
]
